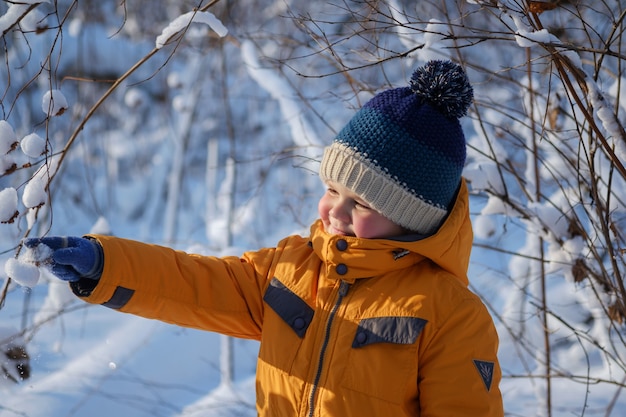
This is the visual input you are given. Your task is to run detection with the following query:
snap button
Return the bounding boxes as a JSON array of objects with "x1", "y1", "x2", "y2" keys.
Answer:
[
  {"x1": 336, "y1": 239, "x2": 348, "y2": 251},
  {"x1": 293, "y1": 317, "x2": 306, "y2": 330},
  {"x1": 336, "y1": 263, "x2": 348, "y2": 275},
  {"x1": 356, "y1": 332, "x2": 367, "y2": 345}
]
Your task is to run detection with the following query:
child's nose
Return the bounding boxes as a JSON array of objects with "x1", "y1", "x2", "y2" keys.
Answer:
[{"x1": 330, "y1": 200, "x2": 351, "y2": 223}]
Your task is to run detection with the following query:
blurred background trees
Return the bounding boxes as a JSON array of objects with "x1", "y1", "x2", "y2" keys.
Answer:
[{"x1": 1, "y1": 1, "x2": 625, "y2": 415}]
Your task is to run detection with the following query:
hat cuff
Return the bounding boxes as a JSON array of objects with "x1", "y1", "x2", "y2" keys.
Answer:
[{"x1": 319, "y1": 143, "x2": 448, "y2": 235}]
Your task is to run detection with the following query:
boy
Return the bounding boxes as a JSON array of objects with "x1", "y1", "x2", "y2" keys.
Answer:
[{"x1": 27, "y1": 60, "x2": 503, "y2": 416}]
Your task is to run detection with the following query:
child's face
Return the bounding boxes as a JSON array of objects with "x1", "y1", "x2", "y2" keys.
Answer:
[{"x1": 318, "y1": 180, "x2": 407, "y2": 239}]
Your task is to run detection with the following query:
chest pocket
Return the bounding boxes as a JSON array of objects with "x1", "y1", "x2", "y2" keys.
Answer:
[
  {"x1": 263, "y1": 278, "x2": 314, "y2": 337},
  {"x1": 259, "y1": 278, "x2": 314, "y2": 373},
  {"x1": 343, "y1": 316, "x2": 427, "y2": 404}
]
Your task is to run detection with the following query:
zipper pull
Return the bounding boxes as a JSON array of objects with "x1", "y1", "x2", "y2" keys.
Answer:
[{"x1": 339, "y1": 280, "x2": 350, "y2": 297}]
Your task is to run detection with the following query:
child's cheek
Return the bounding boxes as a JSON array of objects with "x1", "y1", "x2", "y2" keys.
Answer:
[{"x1": 318, "y1": 196, "x2": 330, "y2": 222}]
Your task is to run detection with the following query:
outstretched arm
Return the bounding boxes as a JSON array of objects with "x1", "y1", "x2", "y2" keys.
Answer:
[{"x1": 27, "y1": 234, "x2": 274, "y2": 340}]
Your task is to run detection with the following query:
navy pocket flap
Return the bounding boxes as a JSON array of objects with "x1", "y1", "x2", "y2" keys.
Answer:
[
  {"x1": 352, "y1": 316, "x2": 427, "y2": 348},
  {"x1": 263, "y1": 278, "x2": 314, "y2": 338}
]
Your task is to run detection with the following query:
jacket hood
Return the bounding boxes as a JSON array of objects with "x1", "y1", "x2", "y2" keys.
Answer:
[{"x1": 310, "y1": 179, "x2": 473, "y2": 286}]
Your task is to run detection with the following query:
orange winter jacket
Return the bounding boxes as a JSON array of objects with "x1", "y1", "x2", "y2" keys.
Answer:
[{"x1": 77, "y1": 180, "x2": 503, "y2": 416}]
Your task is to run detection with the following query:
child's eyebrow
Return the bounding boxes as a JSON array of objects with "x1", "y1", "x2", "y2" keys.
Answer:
[{"x1": 354, "y1": 197, "x2": 371, "y2": 207}]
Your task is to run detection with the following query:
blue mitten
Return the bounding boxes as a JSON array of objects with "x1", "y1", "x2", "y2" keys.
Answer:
[{"x1": 24, "y1": 236, "x2": 104, "y2": 282}]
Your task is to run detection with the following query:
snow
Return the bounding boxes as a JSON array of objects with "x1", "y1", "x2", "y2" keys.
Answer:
[
  {"x1": 587, "y1": 79, "x2": 624, "y2": 139},
  {"x1": 20, "y1": 133, "x2": 46, "y2": 158},
  {"x1": 0, "y1": 2, "x2": 625, "y2": 417},
  {"x1": 41, "y1": 89, "x2": 68, "y2": 117},
  {"x1": 4, "y1": 258, "x2": 40, "y2": 288},
  {"x1": 241, "y1": 40, "x2": 323, "y2": 150},
  {"x1": 124, "y1": 88, "x2": 148, "y2": 109},
  {"x1": 0, "y1": 120, "x2": 17, "y2": 155},
  {"x1": 464, "y1": 162, "x2": 506, "y2": 195},
  {"x1": 4, "y1": 240, "x2": 54, "y2": 287},
  {"x1": 421, "y1": 19, "x2": 451, "y2": 62},
  {"x1": 0, "y1": 187, "x2": 18, "y2": 223},
  {"x1": 0, "y1": 2, "x2": 49, "y2": 34},
  {"x1": 155, "y1": 11, "x2": 228, "y2": 49},
  {"x1": 472, "y1": 214, "x2": 496, "y2": 239},
  {"x1": 515, "y1": 28, "x2": 557, "y2": 48},
  {"x1": 22, "y1": 176, "x2": 47, "y2": 209}
]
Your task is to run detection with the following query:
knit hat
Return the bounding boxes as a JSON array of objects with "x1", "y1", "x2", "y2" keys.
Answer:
[{"x1": 319, "y1": 60, "x2": 473, "y2": 235}]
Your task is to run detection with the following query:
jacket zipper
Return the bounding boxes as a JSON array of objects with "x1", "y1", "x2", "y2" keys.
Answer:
[{"x1": 307, "y1": 280, "x2": 350, "y2": 417}]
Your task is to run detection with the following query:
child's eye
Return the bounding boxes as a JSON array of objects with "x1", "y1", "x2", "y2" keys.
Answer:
[
  {"x1": 355, "y1": 201, "x2": 371, "y2": 210},
  {"x1": 327, "y1": 188, "x2": 338, "y2": 196}
]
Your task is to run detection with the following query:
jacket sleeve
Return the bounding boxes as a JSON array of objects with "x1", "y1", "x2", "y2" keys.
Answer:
[
  {"x1": 74, "y1": 234, "x2": 279, "y2": 340},
  {"x1": 417, "y1": 294, "x2": 503, "y2": 417}
]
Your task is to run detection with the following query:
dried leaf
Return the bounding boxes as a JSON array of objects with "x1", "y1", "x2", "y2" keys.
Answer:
[
  {"x1": 548, "y1": 106, "x2": 559, "y2": 129},
  {"x1": 571, "y1": 259, "x2": 587, "y2": 284},
  {"x1": 567, "y1": 218, "x2": 584, "y2": 238},
  {"x1": 608, "y1": 303, "x2": 625, "y2": 325},
  {"x1": 528, "y1": 1, "x2": 558, "y2": 14},
  {"x1": 2, "y1": 345, "x2": 30, "y2": 381}
]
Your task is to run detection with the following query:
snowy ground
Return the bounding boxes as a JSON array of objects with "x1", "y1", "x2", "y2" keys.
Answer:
[{"x1": 1, "y1": 277, "x2": 259, "y2": 417}]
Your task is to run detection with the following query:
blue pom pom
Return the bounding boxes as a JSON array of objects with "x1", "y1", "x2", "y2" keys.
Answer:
[{"x1": 409, "y1": 60, "x2": 473, "y2": 119}]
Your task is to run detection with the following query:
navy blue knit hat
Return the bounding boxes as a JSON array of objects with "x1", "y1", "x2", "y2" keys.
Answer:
[{"x1": 319, "y1": 60, "x2": 473, "y2": 235}]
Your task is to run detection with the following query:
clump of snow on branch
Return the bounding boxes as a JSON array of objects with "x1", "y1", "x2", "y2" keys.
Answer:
[
  {"x1": 514, "y1": 28, "x2": 557, "y2": 48},
  {"x1": 0, "y1": 187, "x2": 18, "y2": 223},
  {"x1": 0, "y1": 1, "x2": 50, "y2": 34},
  {"x1": 20, "y1": 156, "x2": 60, "y2": 228},
  {"x1": 4, "y1": 242, "x2": 53, "y2": 287},
  {"x1": 0, "y1": 156, "x2": 15, "y2": 174},
  {"x1": 19, "y1": 6, "x2": 47, "y2": 32},
  {"x1": 514, "y1": 27, "x2": 584, "y2": 70},
  {"x1": 124, "y1": 88, "x2": 148, "y2": 109},
  {"x1": 473, "y1": 214, "x2": 496, "y2": 239},
  {"x1": 156, "y1": 11, "x2": 228, "y2": 49},
  {"x1": 20, "y1": 133, "x2": 47, "y2": 158},
  {"x1": 41, "y1": 89, "x2": 68, "y2": 117},
  {"x1": 387, "y1": 9, "x2": 452, "y2": 64},
  {"x1": 4, "y1": 258, "x2": 39, "y2": 288},
  {"x1": 584, "y1": 77, "x2": 626, "y2": 165},
  {"x1": 0, "y1": 120, "x2": 18, "y2": 154},
  {"x1": 465, "y1": 162, "x2": 505, "y2": 195},
  {"x1": 587, "y1": 80, "x2": 624, "y2": 139},
  {"x1": 22, "y1": 177, "x2": 47, "y2": 209}
]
